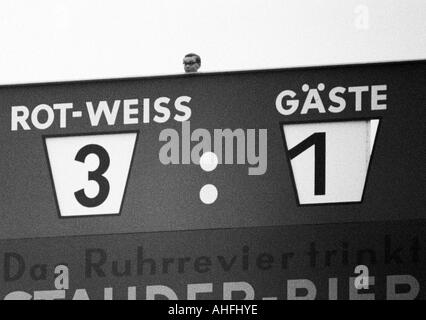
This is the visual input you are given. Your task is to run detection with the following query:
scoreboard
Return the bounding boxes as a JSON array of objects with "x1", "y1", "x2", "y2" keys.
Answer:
[{"x1": 0, "y1": 60, "x2": 425, "y2": 299}]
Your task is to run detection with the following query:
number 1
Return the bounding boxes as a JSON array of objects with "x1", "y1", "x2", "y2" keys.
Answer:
[{"x1": 288, "y1": 132, "x2": 326, "y2": 195}]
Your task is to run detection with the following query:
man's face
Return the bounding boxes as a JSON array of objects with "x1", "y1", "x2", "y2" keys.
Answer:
[{"x1": 183, "y1": 56, "x2": 200, "y2": 73}]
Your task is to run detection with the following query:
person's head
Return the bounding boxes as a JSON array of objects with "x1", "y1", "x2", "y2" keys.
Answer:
[{"x1": 183, "y1": 53, "x2": 201, "y2": 73}]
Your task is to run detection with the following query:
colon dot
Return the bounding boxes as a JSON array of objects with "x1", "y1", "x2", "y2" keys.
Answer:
[
  {"x1": 200, "y1": 152, "x2": 218, "y2": 172},
  {"x1": 199, "y1": 184, "x2": 218, "y2": 204}
]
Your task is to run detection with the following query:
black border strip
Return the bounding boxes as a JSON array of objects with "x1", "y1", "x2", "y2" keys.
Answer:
[{"x1": 2, "y1": 214, "x2": 425, "y2": 243}]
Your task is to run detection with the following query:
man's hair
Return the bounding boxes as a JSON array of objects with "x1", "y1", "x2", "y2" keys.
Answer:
[{"x1": 184, "y1": 53, "x2": 201, "y2": 64}]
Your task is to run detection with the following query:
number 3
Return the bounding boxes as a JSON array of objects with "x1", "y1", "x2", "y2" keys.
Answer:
[{"x1": 74, "y1": 144, "x2": 110, "y2": 207}]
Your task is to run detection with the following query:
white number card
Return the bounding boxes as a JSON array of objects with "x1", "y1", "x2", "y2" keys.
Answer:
[
  {"x1": 282, "y1": 119, "x2": 379, "y2": 205},
  {"x1": 44, "y1": 132, "x2": 138, "y2": 217}
]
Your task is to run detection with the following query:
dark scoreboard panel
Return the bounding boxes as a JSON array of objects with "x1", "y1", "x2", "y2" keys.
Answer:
[{"x1": 0, "y1": 60, "x2": 425, "y2": 299}]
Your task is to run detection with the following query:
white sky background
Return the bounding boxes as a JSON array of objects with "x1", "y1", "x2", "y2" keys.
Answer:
[{"x1": 0, "y1": 0, "x2": 425, "y2": 84}]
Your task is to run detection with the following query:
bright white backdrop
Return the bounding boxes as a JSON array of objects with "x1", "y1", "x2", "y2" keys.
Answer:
[{"x1": 0, "y1": 0, "x2": 425, "y2": 84}]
